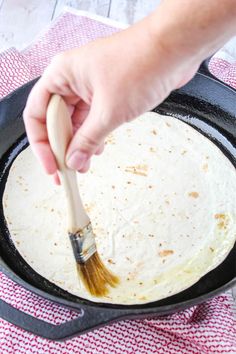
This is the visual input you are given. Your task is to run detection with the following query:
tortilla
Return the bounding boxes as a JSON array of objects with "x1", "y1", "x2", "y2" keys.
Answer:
[{"x1": 3, "y1": 113, "x2": 236, "y2": 304}]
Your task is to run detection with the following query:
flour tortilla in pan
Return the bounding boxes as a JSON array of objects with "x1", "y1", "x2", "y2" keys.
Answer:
[{"x1": 3, "y1": 113, "x2": 236, "y2": 305}]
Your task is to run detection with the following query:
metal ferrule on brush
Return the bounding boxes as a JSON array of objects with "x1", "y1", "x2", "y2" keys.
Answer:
[{"x1": 69, "y1": 222, "x2": 97, "y2": 264}]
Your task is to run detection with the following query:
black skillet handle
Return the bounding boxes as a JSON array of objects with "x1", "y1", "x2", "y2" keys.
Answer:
[{"x1": 0, "y1": 297, "x2": 128, "y2": 341}]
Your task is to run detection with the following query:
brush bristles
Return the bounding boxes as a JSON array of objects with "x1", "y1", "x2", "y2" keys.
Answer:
[{"x1": 76, "y1": 252, "x2": 119, "y2": 297}]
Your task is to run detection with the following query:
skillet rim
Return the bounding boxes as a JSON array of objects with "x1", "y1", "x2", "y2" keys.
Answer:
[{"x1": 0, "y1": 72, "x2": 235, "y2": 313}]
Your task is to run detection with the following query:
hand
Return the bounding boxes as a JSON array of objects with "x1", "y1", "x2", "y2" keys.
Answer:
[
  {"x1": 24, "y1": 0, "x2": 236, "y2": 182},
  {"x1": 23, "y1": 24, "x2": 198, "y2": 184}
]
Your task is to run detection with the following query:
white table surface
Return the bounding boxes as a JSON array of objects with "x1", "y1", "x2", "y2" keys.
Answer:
[{"x1": 0, "y1": 0, "x2": 235, "y2": 303}]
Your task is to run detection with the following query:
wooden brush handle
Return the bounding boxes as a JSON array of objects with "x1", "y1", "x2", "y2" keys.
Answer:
[{"x1": 46, "y1": 94, "x2": 90, "y2": 232}]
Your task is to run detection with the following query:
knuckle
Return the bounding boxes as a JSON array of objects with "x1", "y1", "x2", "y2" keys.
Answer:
[{"x1": 77, "y1": 133, "x2": 98, "y2": 152}]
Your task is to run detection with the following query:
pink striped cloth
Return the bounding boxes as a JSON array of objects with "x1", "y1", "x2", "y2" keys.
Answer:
[{"x1": 0, "y1": 9, "x2": 236, "y2": 354}]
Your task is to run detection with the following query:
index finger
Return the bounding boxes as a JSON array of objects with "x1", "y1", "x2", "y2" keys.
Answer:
[{"x1": 23, "y1": 79, "x2": 58, "y2": 175}]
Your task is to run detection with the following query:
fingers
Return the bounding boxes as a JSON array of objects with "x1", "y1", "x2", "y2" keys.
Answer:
[
  {"x1": 24, "y1": 78, "x2": 106, "y2": 177},
  {"x1": 24, "y1": 49, "x2": 116, "y2": 176},
  {"x1": 23, "y1": 81, "x2": 58, "y2": 175},
  {"x1": 79, "y1": 159, "x2": 91, "y2": 173},
  {"x1": 66, "y1": 99, "x2": 109, "y2": 171},
  {"x1": 71, "y1": 100, "x2": 90, "y2": 132},
  {"x1": 23, "y1": 56, "x2": 80, "y2": 176}
]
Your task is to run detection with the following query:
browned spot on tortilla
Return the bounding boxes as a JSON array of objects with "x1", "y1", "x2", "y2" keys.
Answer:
[
  {"x1": 202, "y1": 163, "x2": 208, "y2": 171},
  {"x1": 188, "y1": 191, "x2": 199, "y2": 198},
  {"x1": 159, "y1": 250, "x2": 174, "y2": 257},
  {"x1": 105, "y1": 134, "x2": 115, "y2": 145},
  {"x1": 165, "y1": 122, "x2": 171, "y2": 127},
  {"x1": 218, "y1": 221, "x2": 228, "y2": 230},
  {"x1": 217, "y1": 221, "x2": 224, "y2": 229},
  {"x1": 84, "y1": 203, "x2": 94, "y2": 213},
  {"x1": 138, "y1": 296, "x2": 147, "y2": 300},
  {"x1": 149, "y1": 147, "x2": 156, "y2": 153},
  {"x1": 184, "y1": 269, "x2": 192, "y2": 274},
  {"x1": 181, "y1": 150, "x2": 187, "y2": 155},
  {"x1": 214, "y1": 213, "x2": 226, "y2": 219},
  {"x1": 210, "y1": 247, "x2": 214, "y2": 252},
  {"x1": 108, "y1": 259, "x2": 115, "y2": 264},
  {"x1": 151, "y1": 129, "x2": 157, "y2": 135},
  {"x1": 214, "y1": 213, "x2": 229, "y2": 230},
  {"x1": 125, "y1": 165, "x2": 148, "y2": 177}
]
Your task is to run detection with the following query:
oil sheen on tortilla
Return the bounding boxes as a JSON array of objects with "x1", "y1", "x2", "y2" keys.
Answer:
[{"x1": 3, "y1": 113, "x2": 236, "y2": 305}]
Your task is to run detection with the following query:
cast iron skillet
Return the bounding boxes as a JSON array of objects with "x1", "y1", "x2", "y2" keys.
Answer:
[{"x1": 0, "y1": 61, "x2": 235, "y2": 341}]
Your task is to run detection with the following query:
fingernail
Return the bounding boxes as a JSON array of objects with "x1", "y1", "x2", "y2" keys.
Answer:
[{"x1": 66, "y1": 151, "x2": 88, "y2": 170}]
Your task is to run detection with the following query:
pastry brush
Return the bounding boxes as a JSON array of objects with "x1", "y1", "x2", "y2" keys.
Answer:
[{"x1": 46, "y1": 94, "x2": 119, "y2": 297}]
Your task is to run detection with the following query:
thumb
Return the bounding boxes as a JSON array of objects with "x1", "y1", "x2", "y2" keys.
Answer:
[{"x1": 66, "y1": 102, "x2": 109, "y2": 171}]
